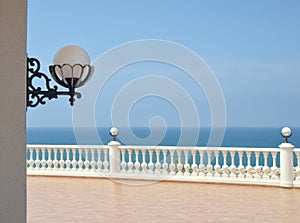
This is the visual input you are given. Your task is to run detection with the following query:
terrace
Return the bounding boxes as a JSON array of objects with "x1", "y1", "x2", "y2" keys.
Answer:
[{"x1": 27, "y1": 131, "x2": 300, "y2": 222}]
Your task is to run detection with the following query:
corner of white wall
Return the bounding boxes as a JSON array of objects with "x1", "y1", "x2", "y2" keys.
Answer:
[{"x1": 0, "y1": 0, "x2": 27, "y2": 222}]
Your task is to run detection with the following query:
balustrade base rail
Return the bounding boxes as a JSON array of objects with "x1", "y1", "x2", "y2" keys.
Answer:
[
  {"x1": 27, "y1": 169, "x2": 282, "y2": 187},
  {"x1": 26, "y1": 143, "x2": 300, "y2": 188}
]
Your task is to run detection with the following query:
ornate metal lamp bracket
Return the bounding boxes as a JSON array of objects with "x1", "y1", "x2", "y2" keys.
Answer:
[{"x1": 27, "y1": 57, "x2": 81, "y2": 108}]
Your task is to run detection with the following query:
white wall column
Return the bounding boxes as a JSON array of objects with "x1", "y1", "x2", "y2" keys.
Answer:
[{"x1": 0, "y1": 0, "x2": 27, "y2": 222}]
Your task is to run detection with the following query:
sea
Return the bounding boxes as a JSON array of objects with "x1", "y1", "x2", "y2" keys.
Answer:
[{"x1": 26, "y1": 127, "x2": 300, "y2": 148}]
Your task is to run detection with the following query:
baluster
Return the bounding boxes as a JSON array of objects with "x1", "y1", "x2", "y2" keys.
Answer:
[
  {"x1": 46, "y1": 147, "x2": 53, "y2": 170},
  {"x1": 134, "y1": 149, "x2": 141, "y2": 173},
  {"x1": 59, "y1": 147, "x2": 65, "y2": 171},
  {"x1": 270, "y1": 151, "x2": 279, "y2": 179},
  {"x1": 229, "y1": 150, "x2": 237, "y2": 178},
  {"x1": 148, "y1": 149, "x2": 154, "y2": 174},
  {"x1": 103, "y1": 148, "x2": 109, "y2": 172},
  {"x1": 65, "y1": 148, "x2": 71, "y2": 171},
  {"x1": 183, "y1": 150, "x2": 190, "y2": 176},
  {"x1": 71, "y1": 148, "x2": 77, "y2": 171},
  {"x1": 237, "y1": 151, "x2": 245, "y2": 178},
  {"x1": 120, "y1": 148, "x2": 127, "y2": 173},
  {"x1": 52, "y1": 148, "x2": 59, "y2": 171},
  {"x1": 221, "y1": 150, "x2": 229, "y2": 177},
  {"x1": 176, "y1": 150, "x2": 183, "y2": 176},
  {"x1": 214, "y1": 150, "x2": 222, "y2": 177},
  {"x1": 28, "y1": 147, "x2": 35, "y2": 170},
  {"x1": 155, "y1": 149, "x2": 161, "y2": 174},
  {"x1": 84, "y1": 148, "x2": 90, "y2": 172},
  {"x1": 206, "y1": 150, "x2": 213, "y2": 177},
  {"x1": 34, "y1": 147, "x2": 41, "y2": 170},
  {"x1": 295, "y1": 151, "x2": 300, "y2": 180},
  {"x1": 246, "y1": 151, "x2": 254, "y2": 178},
  {"x1": 198, "y1": 150, "x2": 205, "y2": 177},
  {"x1": 262, "y1": 151, "x2": 270, "y2": 179},
  {"x1": 127, "y1": 149, "x2": 133, "y2": 173},
  {"x1": 96, "y1": 148, "x2": 103, "y2": 172},
  {"x1": 169, "y1": 150, "x2": 175, "y2": 175},
  {"x1": 90, "y1": 148, "x2": 96, "y2": 171},
  {"x1": 191, "y1": 150, "x2": 198, "y2": 176},
  {"x1": 162, "y1": 150, "x2": 168, "y2": 175},
  {"x1": 40, "y1": 147, "x2": 46, "y2": 170},
  {"x1": 254, "y1": 151, "x2": 262, "y2": 179},
  {"x1": 141, "y1": 150, "x2": 148, "y2": 174},
  {"x1": 77, "y1": 148, "x2": 83, "y2": 171}
]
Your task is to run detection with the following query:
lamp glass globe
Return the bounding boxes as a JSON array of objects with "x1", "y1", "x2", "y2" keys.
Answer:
[
  {"x1": 281, "y1": 127, "x2": 292, "y2": 137},
  {"x1": 53, "y1": 45, "x2": 91, "y2": 79},
  {"x1": 110, "y1": 127, "x2": 119, "y2": 137}
]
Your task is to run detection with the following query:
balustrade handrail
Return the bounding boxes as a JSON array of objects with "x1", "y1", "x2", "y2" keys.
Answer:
[
  {"x1": 118, "y1": 145, "x2": 281, "y2": 152},
  {"x1": 27, "y1": 144, "x2": 299, "y2": 151},
  {"x1": 27, "y1": 144, "x2": 110, "y2": 149}
]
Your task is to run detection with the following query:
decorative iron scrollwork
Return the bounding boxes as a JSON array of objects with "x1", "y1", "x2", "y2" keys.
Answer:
[{"x1": 27, "y1": 57, "x2": 82, "y2": 108}]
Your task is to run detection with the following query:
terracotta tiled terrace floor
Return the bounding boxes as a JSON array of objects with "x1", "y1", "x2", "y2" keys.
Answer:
[{"x1": 27, "y1": 176, "x2": 300, "y2": 223}]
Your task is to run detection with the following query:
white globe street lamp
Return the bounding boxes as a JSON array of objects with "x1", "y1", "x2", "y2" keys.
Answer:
[
  {"x1": 110, "y1": 127, "x2": 119, "y2": 141},
  {"x1": 27, "y1": 45, "x2": 94, "y2": 107},
  {"x1": 281, "y1": 127, "x2": 292, "y2": 143}
]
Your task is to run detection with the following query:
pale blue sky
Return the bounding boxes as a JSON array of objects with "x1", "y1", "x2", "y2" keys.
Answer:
[{"x1": 27, "y1": 0, "x2": 300, "y2": 128}]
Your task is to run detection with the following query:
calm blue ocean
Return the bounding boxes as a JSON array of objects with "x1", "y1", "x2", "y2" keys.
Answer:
[{"x1": 26, "y1": 127, "x2": 300, "y2": 148}]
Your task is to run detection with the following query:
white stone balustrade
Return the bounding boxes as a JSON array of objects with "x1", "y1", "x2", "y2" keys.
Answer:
[
  {"x1": 117, "y1": 146, "x2": 282, "y2": 184},
  {"x1": 26, "y1": 144, "x2": 300, "y2": 188},
  {"x1": 26, "y1": 145, "x2": 110, "y2": 177}
]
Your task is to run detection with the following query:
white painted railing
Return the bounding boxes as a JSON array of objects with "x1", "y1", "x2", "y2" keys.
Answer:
[
  {"x1": 26, "y1": 143, "x2": 300, "y2": 188},
  {"x1": 26, "y1": 145, "x2": 110, "y2": 177},
  {"x1": 117, "y1": 146, "x2": 280, "y2": 183}
]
